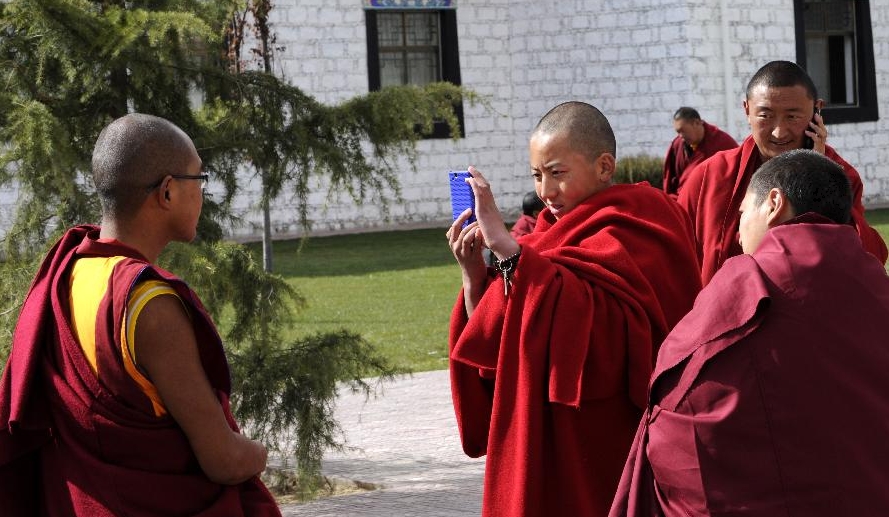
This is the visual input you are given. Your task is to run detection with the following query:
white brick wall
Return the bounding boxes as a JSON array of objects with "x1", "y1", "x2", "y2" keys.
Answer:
[
  {"x1": 3, "y1": 0, "x2": 888, "y2": 240},
  {"x1": 0, "y1": 183, "x2": 18, "y2": 237}
]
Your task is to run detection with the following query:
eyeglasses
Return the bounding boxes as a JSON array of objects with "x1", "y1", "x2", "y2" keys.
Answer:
[{"x1": 147, "y1": 173, "x2": 209, "y2": 192}]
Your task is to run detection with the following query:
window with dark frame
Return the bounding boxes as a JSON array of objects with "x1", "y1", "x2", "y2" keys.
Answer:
[
  {"x1": 794, "y1": 0, "x2": 878, "y2": 123},
  {"x1": 366, "y1": 9, "x2": 464, "y2": 138}
]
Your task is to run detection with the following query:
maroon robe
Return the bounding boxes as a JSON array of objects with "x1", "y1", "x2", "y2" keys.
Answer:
[
  {"x1": 0, "y1": 226, "x2": 280, "y2": 517},
  {"x1": 663, "y1": 121, "x2": 737, "y2": 197},
  {"x1": 678, "y1": 135, "x2": 888, "y2": 285},
  {"x1": 450, "y1": 184, "x2": 701, "y2": 517},
  {"x1": 610, "y1": 216, "x2": 889, "y2": 516}
]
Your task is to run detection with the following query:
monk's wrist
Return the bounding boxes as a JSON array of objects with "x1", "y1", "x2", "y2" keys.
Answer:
[{"x1": 492, "y1": 241, "x2": 521, "y2": 261}]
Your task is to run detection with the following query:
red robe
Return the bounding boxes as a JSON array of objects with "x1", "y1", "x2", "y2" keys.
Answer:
[
  {"x1": 678, "y1": 136, "x2": 888, "y2": 285},
  {"x1": 0, "y1": 226, "x2": 280, "y2": 517},
  {"x1": 662, "y1": 121, "x2": 737, "y2": 197},
  {"x1": 610, "y1": 216, "x2": 889, "y2": 516},
  {"x1": 509, "y1": 213, "x2": 538, "y2": 239},
  {"x1": 450, "y1": 184, "x2": 702, "y2": 517}
]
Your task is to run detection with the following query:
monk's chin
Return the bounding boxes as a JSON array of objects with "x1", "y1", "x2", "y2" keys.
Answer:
[{"x1": 763, "y1": 143, "x2": 799, "y2": 159}]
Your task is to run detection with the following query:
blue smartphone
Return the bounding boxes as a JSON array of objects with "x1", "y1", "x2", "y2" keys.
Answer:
[{"x1": 449, "y1": 170, "x2": 476, "y2": 227}]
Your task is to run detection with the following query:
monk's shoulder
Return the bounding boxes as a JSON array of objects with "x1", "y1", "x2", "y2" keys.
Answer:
[
  {"x1": 824, "y1": 146, "x2": 862, "y2": 182},
  {"x1": 622, "y1": 181, "x2": 687, "y2": 210},
  {"x1": 696, "y1": 145, "x2": 743, "y2": 179},
  {"x1": 660, "y1": 255, "x2": 768, "y2": 358}
]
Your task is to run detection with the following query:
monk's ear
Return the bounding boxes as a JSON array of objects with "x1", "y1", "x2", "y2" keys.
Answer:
[
  {"x1": 597, "y1": 153, "x2": 615, "y2": 183},
  {"x1": 765, "y1": 188, "x2": 795, "y2": 226},
  {"x1": 149, "y1": 176, "x2": 174, "y2": 211}
]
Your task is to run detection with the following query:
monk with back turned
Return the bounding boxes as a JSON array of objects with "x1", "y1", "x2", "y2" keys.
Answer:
[{"x1": 0, "y1": 113, "x2": 280, "y2": 516}]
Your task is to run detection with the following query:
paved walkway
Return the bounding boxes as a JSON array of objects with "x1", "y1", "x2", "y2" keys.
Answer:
[{"x1": 277, "y1": 369, "x2": 485, "y2": 516}]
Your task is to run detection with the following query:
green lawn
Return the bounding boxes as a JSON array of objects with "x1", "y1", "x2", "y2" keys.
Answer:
[
  {"x1": 255, "y1": 228, "x2": 463, "y2": 373},
  {"x1": 865, "y1": 207, "x2": 889, "y2": 244},
  {"x1": 253, "y1": 208, "x2": 889, "y2": 374}
]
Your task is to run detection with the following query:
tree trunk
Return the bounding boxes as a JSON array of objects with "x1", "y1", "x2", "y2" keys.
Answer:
[
  {"x1": 262, "y1": 197, "x2": 273, "y2": 272},
  {"x1": 258, "y1": 0, "x2": 275, "y2": 273}
]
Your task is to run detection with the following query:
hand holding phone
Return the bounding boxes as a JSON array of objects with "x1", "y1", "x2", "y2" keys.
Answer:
[
  {"x1": 803, "y1": 107, "x2": 821, "y2": 150},
  {"x1": 449, "y1": 170, "x2": 476, "y2": 228}
]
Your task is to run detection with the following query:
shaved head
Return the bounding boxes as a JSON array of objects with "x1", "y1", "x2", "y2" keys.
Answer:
[
  {"x1": 746, "y1": 60, "x2": 818, "y2": 101},
  {"x1": 91, "y1": 113, "x2": 195, "y2": 220},
  {"x1": 533, "y1": 101, "x2": 616, "y2": 164}
]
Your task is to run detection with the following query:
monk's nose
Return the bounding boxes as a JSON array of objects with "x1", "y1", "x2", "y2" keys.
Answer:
[
  {"x1": 538, "y1": 176, "x2": 557, "y2": 200},
  {"x1": 771, "y1": 119, "x2": 792, "y2": 140}
]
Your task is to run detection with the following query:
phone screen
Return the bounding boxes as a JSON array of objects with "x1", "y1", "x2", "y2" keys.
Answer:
[{"x1": 449, "y1": 171, "x2": 476, "y2": 227}]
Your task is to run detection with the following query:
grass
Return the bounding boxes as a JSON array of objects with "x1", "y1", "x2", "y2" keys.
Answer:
[
  {"x1": 865, "y1": 208, "x2": 889, "y2": 244},
  {"x1": 250, "y1": 208, "x2": 889, "y2": 374},
  {"x1": 253, "y1": 227, "x2": 463, "y2": 373}
]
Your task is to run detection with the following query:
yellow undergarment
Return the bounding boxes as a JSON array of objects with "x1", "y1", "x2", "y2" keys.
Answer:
[{"x1": 69, "y1": 257, "x2": 180, "y2": 417}]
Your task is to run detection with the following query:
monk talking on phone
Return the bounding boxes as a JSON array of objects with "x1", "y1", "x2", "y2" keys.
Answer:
[{"x1": 678, "y1": 60, "x2": 887, "y2": 285}]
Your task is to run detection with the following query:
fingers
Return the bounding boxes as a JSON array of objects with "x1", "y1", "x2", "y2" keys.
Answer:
[
  {"x1": 446, "y1": 207, "x2": 475, "y2": 240},
  {"x1": 460, "y1": 226, "x2": 483, "y2": 256},
  {"x1": 447, "y1": 220, "x2": 484, "y2": 265},
  {"x1": 465, "y1": 166, "x2": 497, "y2": 212},
  {"x1": 816, "y1": 112, "x2": 827, "y2": 137},
  {"x1": 808, "y1": 117, "x2": 827, "y2": 137},
  {"x1": 446, "y1": 210, "x2": 475, "y2": 246},
  {"x1": 806, "y1": 118, "x2": 828, "y2": 153},
  {"x1": 467, "y1": 165, "x2": 490, "y2": 190}
]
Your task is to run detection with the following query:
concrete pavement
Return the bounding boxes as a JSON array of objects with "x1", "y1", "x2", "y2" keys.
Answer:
[{"x1": 276, "y1": 369, "x2": 485, "y2": 516}]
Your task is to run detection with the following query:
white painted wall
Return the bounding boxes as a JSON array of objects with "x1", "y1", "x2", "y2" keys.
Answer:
[{"x1": 0, "y1": 183, "x2": 17, "y2": 238}]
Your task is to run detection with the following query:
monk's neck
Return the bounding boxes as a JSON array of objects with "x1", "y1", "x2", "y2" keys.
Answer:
[{"x1": 99, "y1": 219, "x2": 166, "y2": 263}]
